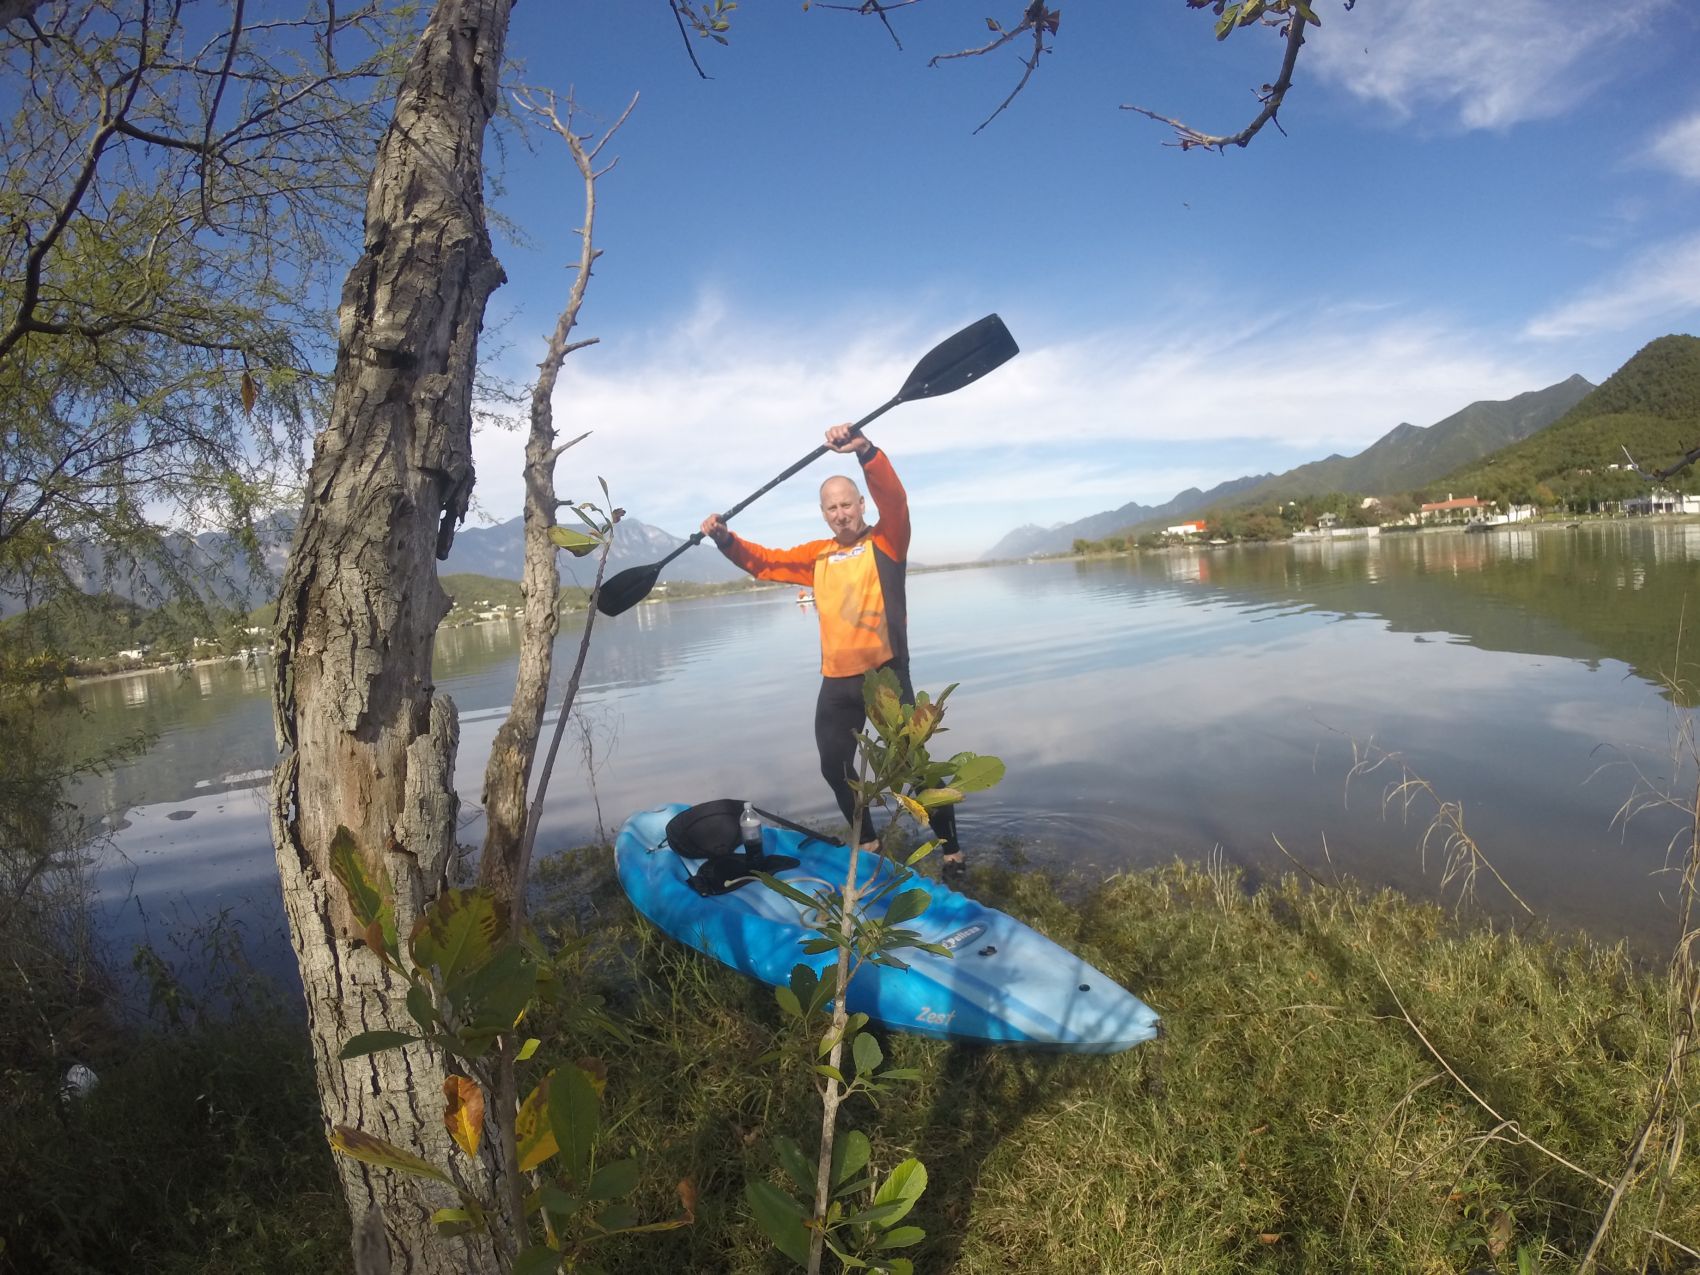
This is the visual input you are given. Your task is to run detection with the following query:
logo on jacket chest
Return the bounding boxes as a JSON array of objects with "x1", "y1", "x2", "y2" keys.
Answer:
[{"x1": 825, "y1": 542, "x2": 870, "y2": 566}]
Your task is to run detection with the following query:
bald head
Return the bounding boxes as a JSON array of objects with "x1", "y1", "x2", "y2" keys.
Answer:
[{"x1": 819, "y1": 474, "x2": 869, "y2": 546}]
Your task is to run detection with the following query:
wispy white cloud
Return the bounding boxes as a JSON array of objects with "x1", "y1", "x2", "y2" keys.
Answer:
[
  {"x1": 1525, "y1": 229, "x2": 1700, "y2": 338},
  {"x1": 471, "y1": 294, "x2": 1557, "y2": 560},
  {"x1": 1643, "y1": 108, "x2": 1700, "y2": 182},
  {"x1": 1309, "y1": 0, "x2": 1671, "y2": 131}
]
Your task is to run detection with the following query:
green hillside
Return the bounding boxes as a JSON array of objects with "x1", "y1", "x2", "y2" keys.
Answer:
[
  {"x1": 1444, "y1": 334, "x2": 1700, "y2": 506},
  {"x1": 1235, "y1": 374, "x2": 1594, "y2": 505}
]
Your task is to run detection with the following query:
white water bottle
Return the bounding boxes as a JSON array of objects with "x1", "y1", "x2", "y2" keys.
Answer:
[{"x1": 739, "y1": 801, "x2": 762, "y2": 856}]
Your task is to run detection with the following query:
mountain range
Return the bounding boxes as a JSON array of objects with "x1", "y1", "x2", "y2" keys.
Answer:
[
  {"x1": 442, "y1": 515, "x2": 744, "y2": 588},
  {"x1": 0, "y1": 511, "x2": 741, "y2": 619},
  {"x1": 982, "y1": 373, "x2": 1597, "y2": 558}
]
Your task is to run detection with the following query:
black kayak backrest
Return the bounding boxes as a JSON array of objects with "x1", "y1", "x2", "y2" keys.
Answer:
[
  {"x1": 664, "y1": 798, "x2": 748, "y2": 860},
  {"x1": 663, "y1": 798, "x2": 806, "y2": 897}
]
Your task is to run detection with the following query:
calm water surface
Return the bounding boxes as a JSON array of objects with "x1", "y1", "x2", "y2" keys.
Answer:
[{"x1": 74, "y1": 522, "x2": 1700, "y2": 972}]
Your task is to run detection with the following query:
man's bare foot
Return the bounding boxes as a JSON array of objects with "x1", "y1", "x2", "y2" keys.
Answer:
[
  {"x1": 941, "y1": 851, "x2": 966, "y2": 882},
  {"x1": 858, "y1": 840, "x2": 880, "y2": 853}
]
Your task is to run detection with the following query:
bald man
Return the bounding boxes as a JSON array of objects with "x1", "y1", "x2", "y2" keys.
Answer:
[{"x1": 701, "y1": 424, "x2": 962, "y2": 874}]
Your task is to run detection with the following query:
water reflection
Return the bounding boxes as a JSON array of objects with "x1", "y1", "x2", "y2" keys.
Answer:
[{"x1": 69, "y1": 523, "x2": 1700, "y2": 968}]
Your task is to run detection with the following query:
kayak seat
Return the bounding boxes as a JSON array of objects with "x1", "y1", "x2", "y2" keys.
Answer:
[{"x1": 663, "y1": 798, "x2": 801, "y2": 897}]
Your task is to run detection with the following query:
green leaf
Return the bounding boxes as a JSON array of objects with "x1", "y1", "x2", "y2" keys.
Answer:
[
  {"x1": 430, "y1": 1206, "x2": 482, "y2": 1238},
  {"x1": 328, "y1": 1126, "x2": 450, "y2": 1184},
  {"x1": 405, "y1": 984, "x2": 436, "y2": 1033},
  {"x1": 512, "y1": 1245, "x2": 562, "y2": 1275},
  {"x1": 948, "y1": 753, "x2": 1005, "y2": 794},
  {"x1": 337, "y1": 1029, "x2": 419, "y2": 1060},
  {"x1": 548, "y1": 1063, "x2": 601, "y2": 1184},
  {"x1": 410, "y1": 888, "x2": 505, "y2": 983},
  {"x1": 329, "y1": 827, "x2": 385, "y2": 926},
  {"x1": 329, "y1": 827, "x2": 397, "y2": 956},
  {"x1": 881, "y1": 1260, "x2": 915, "y2": 1275},
  {"x1": 832, "y1": 1130, "x2": 871, "y2": 1193},
  {"x1": 587, "y1": 1157, "x2": 639, "y2": 1200},
  {"x1": 532, "y1": 1183, "x2": 583, "y2": 1224},
  {"x1": 549, "y1": 525, "x2": 603, "y2": 557},
  {"x1": 774, "y1": 1134, "x2": 816, "y2": 1196},
  {"x1": 758, "y1": 873, "x2": 827, "y2": 910},
  {"x1": 883, "y1": 888, "x2": 930, "y2": 926},
  {"x1": 863, "y1": 669, "x2": 904, "y2": 737},
  {"x1": 590, "y1": 1199, "x2": 636, "y2": 1232},
  {"x1": 852, "y1": 1031, "x2": 884, "y2": 1077},
  {"x1": 842, "y1": 1201, "x2": 909, "y2": 1228},
  {"x1": 876, "y1": 1225, "x2": 925, "y2": 1250},
  {"x1": 452, "y1": 941, "x2": 534, "y2": 1036},
  {"x1": 745, "y1": 1180, "x2": 810, "y2": 1266},
  {"x1": 774, "y1": 984, "x2": 802, "y2": 1018},
  {"x1": 876, "y1": 1067, "x2": 922, "y2": 1083},
  {"x1": 870, "y1": 1158, "x2": 928, "y2": 1226},
  {"x1": 801, "y1": 938, "x2": 838, "y2": 955},
  {"x1": 814, "y1": 1064, "x2": 845, "y2": 1084},
  {"x1": 789, "y1": 964, "x2": 819, "y2": 1009}
]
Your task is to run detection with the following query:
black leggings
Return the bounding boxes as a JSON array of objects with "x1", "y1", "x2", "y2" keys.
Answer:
[{"x1": 814, "y1": 662, "x2": 960, "y2": 854}]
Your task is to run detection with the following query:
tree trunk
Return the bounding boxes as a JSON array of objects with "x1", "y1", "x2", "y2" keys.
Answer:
[
  {"x1": 476, "y1": 378, "x2": 564, "y2": 907},
  {"x1": 270, "y1": 2, "x2": 514, "y2": 1271}
]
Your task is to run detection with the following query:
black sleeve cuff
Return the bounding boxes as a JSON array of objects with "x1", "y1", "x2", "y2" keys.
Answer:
[{"x1": 857, "y1": 444, "x2": 879, "y2": 466}]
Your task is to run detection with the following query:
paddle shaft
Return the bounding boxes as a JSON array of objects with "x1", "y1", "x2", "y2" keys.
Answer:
[{"x1": 650, "y1": 396, "x2": 901, "y2": 571}]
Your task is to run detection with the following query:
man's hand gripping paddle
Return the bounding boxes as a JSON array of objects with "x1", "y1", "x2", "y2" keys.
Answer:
[{"x1": 595, "y1": 313, "x2": 1020, "y2": 618}]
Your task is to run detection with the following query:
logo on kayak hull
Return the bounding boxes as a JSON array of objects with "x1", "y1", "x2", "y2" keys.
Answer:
[
  {"x1": 915, "y1": 1006, "x2": 955, "y2": 1027},
  {"x1": 938, "y1": 923, "x2": 988, "y2": 951}
]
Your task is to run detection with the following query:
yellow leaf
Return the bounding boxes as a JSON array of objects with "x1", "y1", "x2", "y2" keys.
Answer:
[
  {"x1": 443, "y1": 1075, "x2": 483, "y2": 1158},
  {"x1": 895, "y1": 793, "x2": 929, "y2": 825},
  {"x1": 329, "y1": 1126, "x2": 451, "y2": 1183},
  {"x1": 575, "y1": 1056, "x2": 608, "y2": 1095},
  {"x1": 240, "y1": 369, "x2": 257, "y2": 416},
  {"x1": 516, "y1": 1074, "x2": 558, "y2": 1171}
]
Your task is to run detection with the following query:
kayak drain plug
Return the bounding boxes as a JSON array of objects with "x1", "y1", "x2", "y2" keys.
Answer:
[{"x1": 1078, "y1": 984, "x2": 1090, "y2": 992}]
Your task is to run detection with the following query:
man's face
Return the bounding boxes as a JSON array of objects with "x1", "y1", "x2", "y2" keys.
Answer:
[{"x1": 820, "y1": 478, "x2": 867, "y2": 545}]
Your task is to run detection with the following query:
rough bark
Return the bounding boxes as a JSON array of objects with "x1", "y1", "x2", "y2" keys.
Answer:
[
  {"x1": 269, "y1": 1, "x2": 514, "y2": 1271},
  {"x1": 475, "y1": 366, "x2": 566, "y2": 907}
]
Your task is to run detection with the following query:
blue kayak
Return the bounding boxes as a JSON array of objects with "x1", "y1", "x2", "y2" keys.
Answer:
[{"x1": 614, "y1": 804, "x2": 1161, "y2": 1053}]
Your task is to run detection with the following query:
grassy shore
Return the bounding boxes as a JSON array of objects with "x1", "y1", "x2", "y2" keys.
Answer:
[{"x1": 11, "y1": 851, "x2": 1696, "y2": 1273}]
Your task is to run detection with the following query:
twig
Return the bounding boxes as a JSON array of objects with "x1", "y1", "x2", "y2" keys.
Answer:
[{"x1": 1122, "y1": 3, "x2": 1309, "y2": 151}]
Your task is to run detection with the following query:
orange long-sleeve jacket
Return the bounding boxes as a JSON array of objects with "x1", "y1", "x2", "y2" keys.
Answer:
[{"x1": 718, "y1": 448, "x2": 911, "y2": 678}]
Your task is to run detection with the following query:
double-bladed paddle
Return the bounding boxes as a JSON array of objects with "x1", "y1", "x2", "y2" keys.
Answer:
[{"x1": 594, "y1": 313, "x2": 1020, "y2": 617}]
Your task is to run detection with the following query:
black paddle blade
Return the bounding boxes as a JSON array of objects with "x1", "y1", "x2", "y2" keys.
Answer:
[
  {"x1": 596, "y1": 562, "x2": 662, "y2": 617},
  {"x1": 895, "y1": 313, "x2": 1019, "y2": 403}
]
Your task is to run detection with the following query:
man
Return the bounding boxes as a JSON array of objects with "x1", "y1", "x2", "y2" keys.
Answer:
[{"x1": 701, "y1": 424, "x2": 963, "y2": 875}]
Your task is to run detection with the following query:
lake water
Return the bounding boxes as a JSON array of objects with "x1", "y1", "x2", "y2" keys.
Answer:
[{"x1": 73, "y1": 521, "x2": 1700, "y2": 976}]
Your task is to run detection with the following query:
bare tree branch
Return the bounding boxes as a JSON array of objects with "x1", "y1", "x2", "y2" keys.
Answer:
[
  {"x1": 1124, "y1": 3, "x2": 1311, "y2": 151},
  {"x1": 478, "y1": 84, "x2": 637, "y2": 906},
  {"x1": 0, "y1": 0, "x2": 48, "y2": 28},
  {"x1": 198, "y1": 0, "x2": 245, "y2": 226}
]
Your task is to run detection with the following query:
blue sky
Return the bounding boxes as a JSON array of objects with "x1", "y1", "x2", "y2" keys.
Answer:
[{"x1": 463, "y1": 1, "x2": 1700, "y2": 561}]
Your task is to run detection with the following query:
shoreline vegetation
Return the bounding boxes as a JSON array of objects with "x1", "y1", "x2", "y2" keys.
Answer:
[
  {"x1": 29, "y1": 513, "x2": 1698, "y2": 684},
  {"x1": 9, "y1": 846, "x2": 1698, "y2": 1272}
]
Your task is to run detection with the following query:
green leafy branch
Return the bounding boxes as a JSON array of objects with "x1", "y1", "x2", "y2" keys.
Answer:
[
  {"x1": 746, "y1": 668, "x2": 1003, "y2": 1273},
  {"x1": 327, "y1": 828, "x2": 690, "y2": 1273}
]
